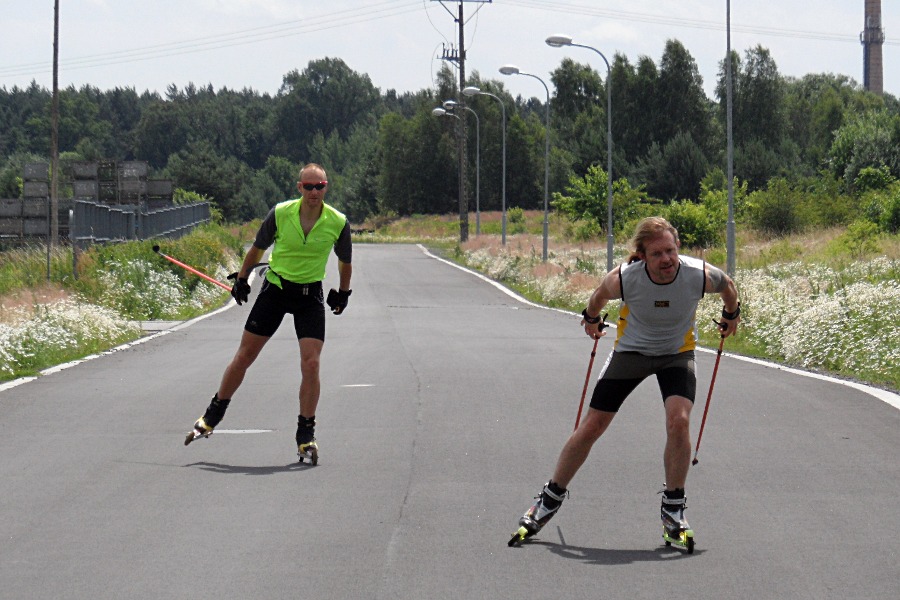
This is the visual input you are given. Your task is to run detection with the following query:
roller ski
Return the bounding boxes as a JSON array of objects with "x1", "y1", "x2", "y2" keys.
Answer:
[
  {"x1": 296, "y1": 415, "x2": 319, "y2": 465},
  {"x1": 508, "y1": 481, "x2": 567, "y2": 547},
  {"x1": 184, "y1": 395, "x2": 230, "y2": 446},
  {"x1": 660, "y1": 489, "x2": 695, "y2": 553}
]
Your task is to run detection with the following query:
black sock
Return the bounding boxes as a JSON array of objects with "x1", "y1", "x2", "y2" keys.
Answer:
[
  {"x1": 202, "y1": 394, "x2": 231, "y2": 427},
  {"x1": 664, "y1": 488, "x2": 685, "y2": 500},
  {"x1": 547, "y1": 481, "x2": 567, "y2": 497}
]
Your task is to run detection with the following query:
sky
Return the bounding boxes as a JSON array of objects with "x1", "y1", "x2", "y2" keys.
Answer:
[{"x1": 2, "y1": 0, "x2": 898, "y2": 104}]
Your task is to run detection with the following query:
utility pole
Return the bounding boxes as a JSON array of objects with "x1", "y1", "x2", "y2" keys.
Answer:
[
  {"x1": 434, "y1": 1, "x2": 490, "y2": 242},
  {"x1": 455, "y1": 1, "x2": 468, "y2": 242},
  {"x1": 49, "y1": 0, "x2": 60, "y2": 279}
]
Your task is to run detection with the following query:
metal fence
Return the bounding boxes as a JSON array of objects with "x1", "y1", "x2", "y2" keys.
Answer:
[{"x1": 69, "y1": 200, "x2": 210, "y2": 245}]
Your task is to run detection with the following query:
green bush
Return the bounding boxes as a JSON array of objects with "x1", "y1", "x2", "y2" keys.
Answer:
[
  {"x1": 797, "y1": 172, "x2": 855, "y2": 227},
  {"x1": 861, "y1": 182, "x2": 900, "y2": 233},
  {"x1": 840, "y1": 220, "x2": 881, "y2": 257},
  {"x1": 882, "y1": 188, "x2": 900, "y2": 233},
  {"x1": 507, "y1": 207, "x2": 527, "y2": 234},
  {"x1": 855, "y1": 165, "x2": 895, "y2": 193},
  {"x1": 747, "y1": 178, "x2": 807, "y2": 235},
  {"x1": 568, "y1": 219, "x2": 602, "y2": 242},
  {"x1": 665, "y1": 200, "x2": 721, "y2": 248},
  {"x1": 551, "y1": 164, "x2": 651, "y2": 235}
]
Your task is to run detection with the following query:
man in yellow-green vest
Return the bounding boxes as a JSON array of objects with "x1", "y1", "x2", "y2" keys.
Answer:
[{"x1": 184, "y1": 163, "x2": 352, "y2": 465}]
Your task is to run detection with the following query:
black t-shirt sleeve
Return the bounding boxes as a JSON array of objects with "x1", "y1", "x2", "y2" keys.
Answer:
[
  {"x1": 253, "y1": 207, "x2": 277, "y2": 249},
  {"x1": 333, "y1": 221, "x2": 352, "y2": 263}
]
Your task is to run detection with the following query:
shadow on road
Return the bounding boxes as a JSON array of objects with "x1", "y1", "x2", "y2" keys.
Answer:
[
  {"x1": 183, "y1": 461, "x2": 314, "y2": 475},
  {"x1": 508, "y1": 527, "x2": 703, "y2": 564}
]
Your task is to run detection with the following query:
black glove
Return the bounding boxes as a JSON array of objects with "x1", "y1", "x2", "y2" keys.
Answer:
[
  {"x1": 227, "y1": 272, "x2": 251, "y2": 305},
  {"x1": 581, "y1": 309, "x2": 609, "y2": 330},
  {"x1": 326, "y1": 288, "x2": 352, "y2": 315}
]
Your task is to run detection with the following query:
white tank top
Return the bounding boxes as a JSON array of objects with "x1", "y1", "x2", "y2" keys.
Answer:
[{"x1": 615, "y1": 255, "x2": 707, "y2": 355}]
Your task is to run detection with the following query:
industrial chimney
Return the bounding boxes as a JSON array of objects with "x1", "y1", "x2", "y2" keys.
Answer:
[{"x1": 861, "y1": 0, "x2": 885, "y2": 94}]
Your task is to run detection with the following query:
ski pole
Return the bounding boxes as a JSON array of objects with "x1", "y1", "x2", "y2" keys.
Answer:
[
  {"x1": 152, "y1": 244, "x2": 232, "y2": 291},
  {"x1": 692, "y1": 320, "x2": 727, "y2": 466},
  {"x1": 574, "y1": 314, "x2": 608, "y2": 431}
]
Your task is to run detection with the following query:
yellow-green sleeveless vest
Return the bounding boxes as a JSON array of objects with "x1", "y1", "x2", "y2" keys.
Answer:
[{"x1": 265, "y1": 199, "x2": 347, "y2": 286}]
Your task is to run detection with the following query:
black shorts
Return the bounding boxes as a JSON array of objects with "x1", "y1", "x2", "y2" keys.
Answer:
[
  {"x1": 244, "y1": 279, "x2": 326, "y2": 341},
  {"x1": 589, "y1": 350, "x2": 696, "y2": 413}
]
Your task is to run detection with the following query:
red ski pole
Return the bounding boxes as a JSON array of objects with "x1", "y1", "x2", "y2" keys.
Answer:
[
  {"x1": 574, "y1": 314, "x2": 607, "y2": 431},
  {"x1": 574, "y1": 337, "x2": 599, "y2": 431},
  {"x1": 152, "y1": 245, "x2": 232, "y2": 291},
  {"x1": 692, "y1": 321, "x2": 727, "y2": 466}
]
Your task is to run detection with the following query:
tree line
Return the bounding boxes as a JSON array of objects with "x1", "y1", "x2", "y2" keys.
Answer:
[{"x1": 1, "y1": 42, "x2": 899, "y2": 230}]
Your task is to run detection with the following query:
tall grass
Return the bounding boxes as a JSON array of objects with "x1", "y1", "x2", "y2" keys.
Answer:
[
  {"x1": 694, "y1": 257, "x2": 900, "y2": 388},
  {"x1": 0, "y1": 301, "x2": 140, "y2": 378},
  {"x1": 0, "y1": 224, "x2": 242, "y2": 381},
  {"x1": 0, "y1": 244, "x2": 74, "y2": 295}
]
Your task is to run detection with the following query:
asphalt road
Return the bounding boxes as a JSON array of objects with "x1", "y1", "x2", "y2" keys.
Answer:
[{"x1": 1, "y1": 244, "x2": 897, "y2": 600}]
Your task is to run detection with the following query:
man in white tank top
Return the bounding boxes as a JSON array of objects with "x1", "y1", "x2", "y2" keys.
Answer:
[{"x1": 512, "y1": 217, "x2": 740, "y2": 548}]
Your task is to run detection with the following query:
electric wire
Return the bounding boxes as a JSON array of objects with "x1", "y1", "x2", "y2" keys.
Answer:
[
  {"x1": 3, "y1": 1, "x2": 896, "y2": 82},
  {"x1": 423, "y1": 0, "x2": 453, "y2": 46},
  {"x1": 0, "y1": 1, "x2": 423, "y2": 79},
  {"x1": 505, "y1": 0, "x2": 899, "y2": 46}
]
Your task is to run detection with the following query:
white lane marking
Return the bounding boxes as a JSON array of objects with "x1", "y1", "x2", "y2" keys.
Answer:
[
  {"x1": 213, "y1": 429, "x2": 273, "y2": 434},
  {"x1": 342, "y1": 384, "x2": 374, "y2": 388}
]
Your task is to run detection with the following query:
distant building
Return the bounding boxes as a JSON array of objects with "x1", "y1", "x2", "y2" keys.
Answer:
[{"x1": 861, "y1": 0, "x2": 885, "y2": 95}]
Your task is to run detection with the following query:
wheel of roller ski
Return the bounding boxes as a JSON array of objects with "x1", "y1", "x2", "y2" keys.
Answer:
[
  {"x1": 298, "y1": 447, "x2": 318, "y2": 465},
  {"x1": 663, "y1": 529, "x2": 694, "y2": 553},
  {"x1": 184, "y1": 430, "x2": 209, "y2": 446},
  {"x1": 507, "y1": 526, "x2": 530, "y2": 547},
  {"x1": 681, "y1": 530, "x2": 695, "y2": 554}
]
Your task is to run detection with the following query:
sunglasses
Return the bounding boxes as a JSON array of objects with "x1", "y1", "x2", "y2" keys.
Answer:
[{"x1": 301, "y1": 181, "x2": 327, "y2": 191}]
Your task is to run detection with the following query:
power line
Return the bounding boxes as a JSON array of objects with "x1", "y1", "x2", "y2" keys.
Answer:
[
  {"x1": 0, "y1": 1, "x2": 423, "y2": 79},
  {"x1": 505, "y1": 0, "x2": 899, "y2": 46}
]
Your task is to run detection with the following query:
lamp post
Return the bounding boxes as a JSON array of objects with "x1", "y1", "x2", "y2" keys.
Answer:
[
  {"x1": 432, "y1": 106, "x2": 465, "y2": 241},
  {"x1": 500, "y1": 64, "x2": 551, "y2": 262},
  {"x1": 726, "y1": 0, "x2": 735, "y2": 277},
  {"x1": 444, "y1": 100, "x2": 481, "y2": 236},
  {"x1": 546, "y1": 34, "x2": 615, "y2": 272},
  {"x1": 464, "y1": 85, "x2": 507, "y2": 245}
]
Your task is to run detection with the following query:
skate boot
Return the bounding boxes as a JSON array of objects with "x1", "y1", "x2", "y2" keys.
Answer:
[
  {"x1": 661, "y1": 488, "x2": 695, "y2": 553},
  {"x1": 508, "y1": 481, "x2": 568, "y2": 546},
  {"x1": 296, "y1": 415, "x2": 318, "y2": 465},
  {"x1": 184, "y1": 394, "x2": 230, "y2": 446}
]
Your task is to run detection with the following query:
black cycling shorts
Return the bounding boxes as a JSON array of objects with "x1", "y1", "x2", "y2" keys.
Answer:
[
  {"x1": 244, "y1": 279, "x2": 326, "y2": 341},
  {"x1": 589, "y1": 350, "x2": 697, "y2": 413}
]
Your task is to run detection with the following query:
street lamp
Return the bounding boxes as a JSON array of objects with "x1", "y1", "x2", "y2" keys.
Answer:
[
  {"x1": 546, "y1": 34, "x2": 615, "y2": 272},
  {"x1": 464, "y1": 85, "x2": 507, "y2": 245},
  {"x1": 500, "y1": 64, "x2": 551, "y2": 262},
  {"x1": 444, "y1": 100, "x2": 481, "y2": 236},
  {"x1": 432, "y1": 106, "x2": 466, "y2": 241},
  {"x1": 726, "y1": 0, "x2": 736, "y2": 277}
]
